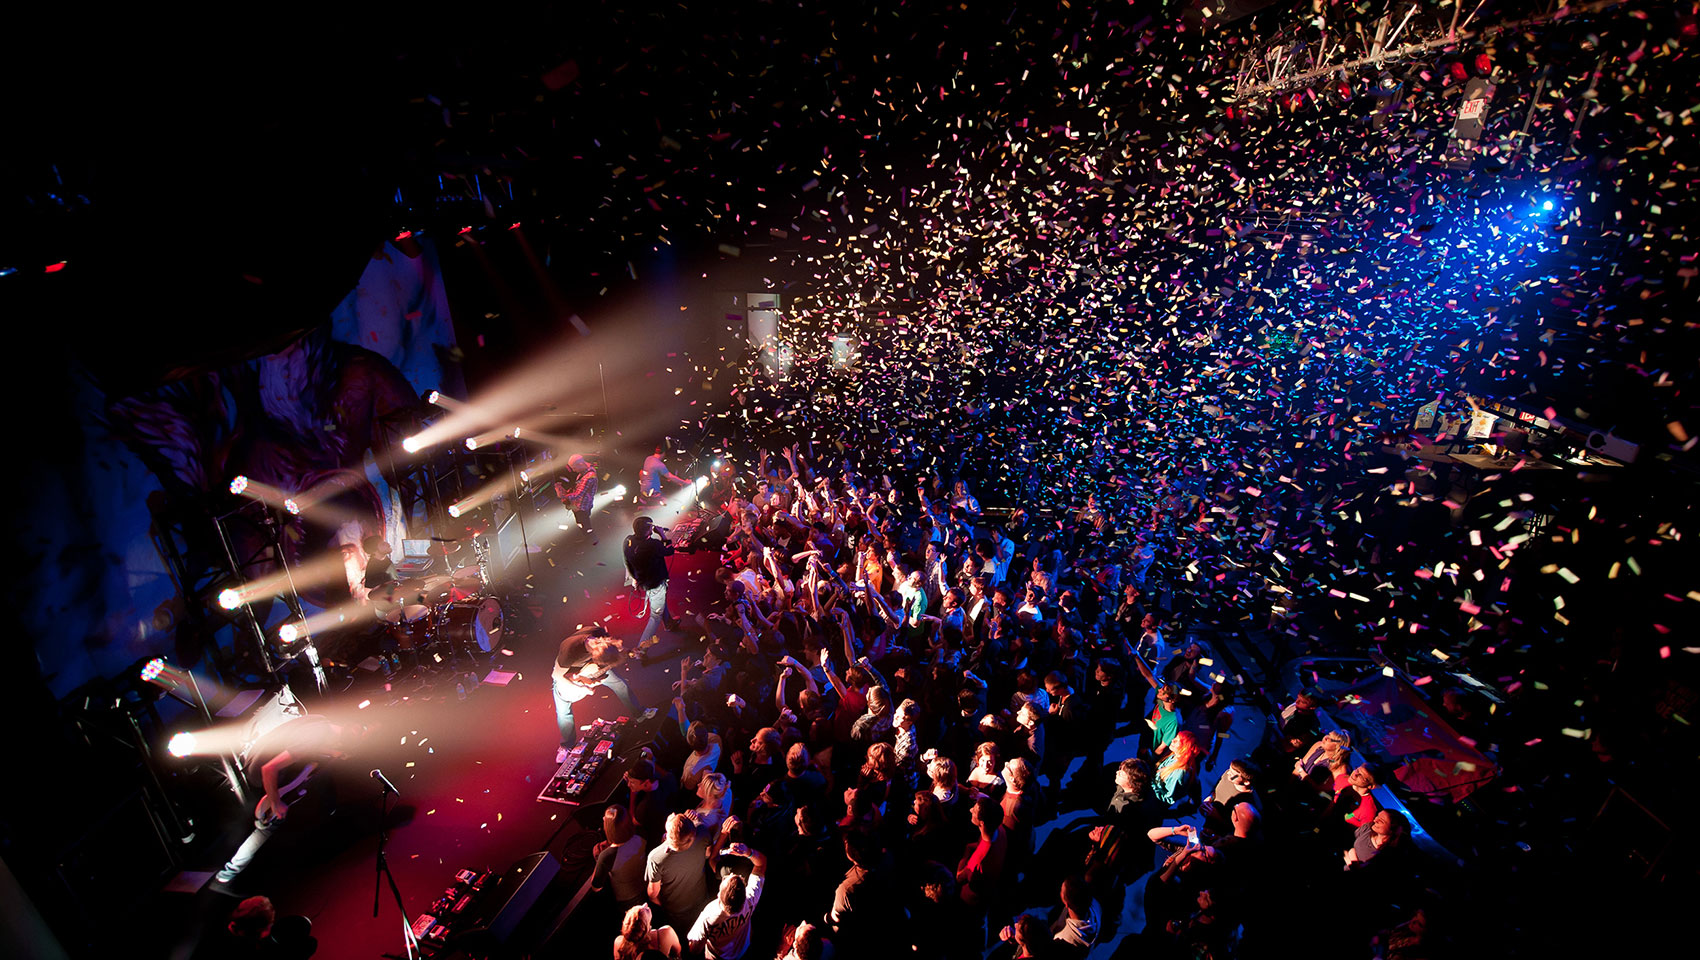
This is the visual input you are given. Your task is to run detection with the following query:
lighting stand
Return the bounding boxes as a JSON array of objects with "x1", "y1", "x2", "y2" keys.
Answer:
[
  {"x1": 213, "y1": 502, "x2": 282, "y2": 683},
  {"x1": 262, "y1": 511, "x2": 327, "y2": 696}
]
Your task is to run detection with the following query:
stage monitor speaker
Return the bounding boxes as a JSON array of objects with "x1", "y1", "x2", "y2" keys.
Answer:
[
  {"x1": 1586, "y1": 431, "x2": 1639, "y2": 464},
  {"x1": 459, "y1": 850, "x2": 560, "y2": 946}
]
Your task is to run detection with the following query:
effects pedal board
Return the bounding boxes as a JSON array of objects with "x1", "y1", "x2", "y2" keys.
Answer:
[
  {"x1": 411, "y1": 868, "x2": 490, "y2": 953},
  {"x1": 536, "y1": 717, "x2": 626, "y2": 805}
]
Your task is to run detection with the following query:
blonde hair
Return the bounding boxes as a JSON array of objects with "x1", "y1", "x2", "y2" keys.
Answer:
[
  {"x1": 665, "y1": 813, "x2": 696, "y2": 847},
  {"x1": 616, "y1": 904, "x2": 653, "y2": 960},
  {"x1": 896, "y1": 698, "x2": 920, "y2": 724},
  {"x1": 698, "y1": 771, "x2": 730, "y2": 803},
  {"x1": 1004, "y1": 757, "x2": 1032, "y2": 793}
]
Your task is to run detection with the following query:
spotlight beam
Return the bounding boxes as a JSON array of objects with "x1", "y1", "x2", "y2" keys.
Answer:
[
  {"x1": 219, "y1": 552, "x2": 353, "y2": 611},
  {"x1": 277, "y1": 596, "x2": 384, "y2": 644},
  {"x1": 446, "y1": 470, "x2": 525, "y2": 520},
  {"x1": 397, "y1": 337, "x2": 617, "y2": 455}
]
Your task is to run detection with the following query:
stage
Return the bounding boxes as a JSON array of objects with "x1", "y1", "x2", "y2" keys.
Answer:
[{"x1": 152, "y1": 502, "x2": 724, "y2": 960}]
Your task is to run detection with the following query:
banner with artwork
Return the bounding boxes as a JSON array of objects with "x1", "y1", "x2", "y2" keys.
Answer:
[{"x1": 1331, "y1": 674, "x2": 1499, "y2": 804}]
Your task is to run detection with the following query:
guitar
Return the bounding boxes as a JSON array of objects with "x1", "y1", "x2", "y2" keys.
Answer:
[
  {"x1": 555, "y1": 663, "x2": 611, "y2": 703},
  {"x1": 554, "y1": 635, "x2": 663, "y2": 700}
]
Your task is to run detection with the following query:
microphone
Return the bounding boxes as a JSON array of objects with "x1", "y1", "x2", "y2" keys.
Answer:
[{"x1": 370, "y1": 768, "x2": 400, "y2": 795}]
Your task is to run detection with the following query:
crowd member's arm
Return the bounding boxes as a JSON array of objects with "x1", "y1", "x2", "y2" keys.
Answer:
[
  {"x1": 1156, "y1": 849, "x2": 1190, "y2": 887},
  {"x1": 734, "y1": 606, "x2": 763, "y2": 656},
  {"x1": 862, "y1": 583, "x2": 902, "y2": 629},
  {"x1": 820, "y1": 617, "x2": 851, "y2": 696},
  {"x1": 1132, "y1": 649, "x2": 1161, "y2": 690},
  {"x1": 960, "y1": 667, "x2": 988, "y2": 693},
  {"x1": 811, "y1": 553, "x2": 852, "y2": 593},
  {"x1": 835, "y1": 607, "x2": 860, "y2": 665},
  {"x1": 672, "y1": 693, "x2": 690, "y2": 738},
  {"x1": 856, "y1": 655, "x2": 889, "y2": 693},
  {"x1": 706, "y1": 816, "x2": 739, "y2": 871},
  {"x1": 1147, "y1": 824, "x2": 1196, "y2": 845},
  {"x1": 733, "y1": 841, "x2": 767, "y2": 877}
]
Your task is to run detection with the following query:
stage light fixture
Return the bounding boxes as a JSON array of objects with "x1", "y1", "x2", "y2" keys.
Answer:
[
  {"x1": 229, "y1": 476, "x2": 250, "y2": 495},
  {"x1": 612, "y1": 484, "x2": 628, "y2": 497},
  {"x1": 278, "y1": 623, "x2": 298, "y2": 643},
  {"x1": 140, "y1": 658, "x2": 165, "y2": 682},
  {"x1": 519, "y1": 469, "x2": 531, "y2": 483},
  {"x1": 713, "y1": 459, "x2": 723, "y2": 471},
  {"x1": 1541, "y1": 200, "x2": 1554, "y2": 212},
  {"x1": 218, "y1": 589, "x2": 242, "y2": 610},
  {"x1": 465, "y1": 437, "x2": 479, "y2": 450},
  {"x1": 427, "y1": 390, "x2": 442, "y2": 405},
  {"x1": 695, "y1": 476, "x2": 709, "y2": 490},
  {"x1": 448, "y1": 503, "x2": 464, "y2": 518},
  {"x1": 402, "y1": 436, "x2": 424, "y2": 453},
  {"x1": 283, "y1": 498, "x2": 301, "y2": 515},
  {"x1": 167, "y1": 732, "x2": 198, "y2": 758}
]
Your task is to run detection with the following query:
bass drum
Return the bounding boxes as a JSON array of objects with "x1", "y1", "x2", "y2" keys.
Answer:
[{"x1": 438, "y1": 597, "x2": 503, "y2": 653}]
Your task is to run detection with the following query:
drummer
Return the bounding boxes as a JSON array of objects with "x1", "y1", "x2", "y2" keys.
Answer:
[{"x1": 361, "y1": 536, "x2": 394, "y2": 590}]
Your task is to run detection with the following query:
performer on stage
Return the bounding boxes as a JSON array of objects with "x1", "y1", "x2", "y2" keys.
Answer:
[
  {"x1": 626, "y1": 516, "x2": 682, "y2": 653},
  {"x1": 553, "y1": 624, "x2": 640, "y2": 762},
  {"x1": 360, "y1": 536, "x2": 394, "y2": 590},
  {"x1": 212, "y1": 715, "x2": 359, "y2": 889},
  {"x1": 552, "y1": 454, "x2": 599, "y2": 534},
  {"x1": 640, "y1": 443, "x2": 693, "y2": 505}
]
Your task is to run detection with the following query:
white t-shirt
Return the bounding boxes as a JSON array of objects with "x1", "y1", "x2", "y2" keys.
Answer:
[
  {"x1": 1056, "y1": 902, "x2": 1101, "y2": 949},
  {"x1": 688, "y1": 873, "x2": 765, "y2": 959}
]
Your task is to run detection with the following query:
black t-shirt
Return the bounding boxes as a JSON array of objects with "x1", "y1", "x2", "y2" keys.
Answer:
[
  {"x1": 363, "y1": 556, "x2": 394, "y2": 590},
  {"x1": 624, "y1": 533, "x2": 674, "y2": 590},
  {"x1": 623, "y1": 772, "x2": 677, "y2": 848},
  {"x1": 778, "y1": 769, "x2": 828, "y2": 814}
]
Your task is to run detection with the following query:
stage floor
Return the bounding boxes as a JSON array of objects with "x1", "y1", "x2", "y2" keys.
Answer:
[{"x1": 155, "y1": 501, "x2": 723, "y2": 960}]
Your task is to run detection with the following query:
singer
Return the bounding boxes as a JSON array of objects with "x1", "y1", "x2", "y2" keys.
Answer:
[{"x1": 625, "y1": 516, "x2": 681, "y2": 652}]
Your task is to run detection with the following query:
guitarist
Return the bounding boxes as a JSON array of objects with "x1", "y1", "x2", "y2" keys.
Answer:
[
  {"x1": 553, "y1": 624, "x2": 640, "y2": 763},
  {"x1": 212, "y1": 715, "x2": 358, "y2": 890}
]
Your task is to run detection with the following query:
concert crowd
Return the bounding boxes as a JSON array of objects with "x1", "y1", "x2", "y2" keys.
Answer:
[{"x1": 581, "y1": 444, "x2": 1449, "y2": 960}]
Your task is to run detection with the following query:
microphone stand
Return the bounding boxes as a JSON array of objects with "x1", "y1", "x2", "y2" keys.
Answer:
[{"x1": 372, "y1": 770, "x2": 419, "y2": 960}]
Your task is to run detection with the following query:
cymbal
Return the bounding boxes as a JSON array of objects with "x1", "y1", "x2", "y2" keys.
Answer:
[{"x1": 393, "y1": 574, "x2": 458, "y2": 604}]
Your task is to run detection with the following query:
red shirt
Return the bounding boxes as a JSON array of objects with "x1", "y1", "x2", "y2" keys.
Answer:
[
  {"x1": 835, "y1": 687, "x2": 868, "y2": 741},
  {"x1": 1343, "y1": 789, "x2": 1380, "y2": 828}
]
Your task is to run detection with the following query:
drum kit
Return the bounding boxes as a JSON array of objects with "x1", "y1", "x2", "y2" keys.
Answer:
[{"x1": 369, "y1": 536, "x2": 505, "y2": 661}]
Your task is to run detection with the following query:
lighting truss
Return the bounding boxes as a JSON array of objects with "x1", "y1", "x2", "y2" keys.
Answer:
[{"x1": 1225, "y1": 0, "x2": 1628, "y2": 102}]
